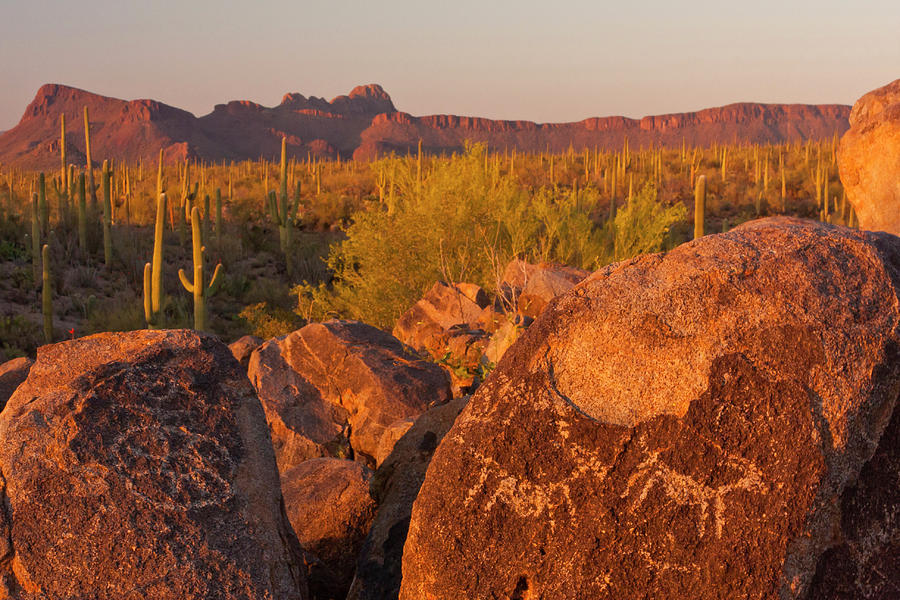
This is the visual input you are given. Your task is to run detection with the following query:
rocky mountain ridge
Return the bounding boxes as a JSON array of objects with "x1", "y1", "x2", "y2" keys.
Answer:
[{"x1": 0, "y1": 83, "x2": 850, "y2": 168}]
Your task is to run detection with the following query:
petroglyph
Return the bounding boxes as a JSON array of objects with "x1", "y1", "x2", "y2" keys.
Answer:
[{"x1": 623, "y1": 450, "x2": 769, "y2": 539}]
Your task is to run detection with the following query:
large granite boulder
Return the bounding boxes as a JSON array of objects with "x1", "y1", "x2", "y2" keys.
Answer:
[
  {"x1": 281, "y1": 458, "x2": 376, "y2": 600},
  {"x1": 0, "y1": 330, "x2": 306, "y2": 599},
  {"x1": 248, "y1": 320, "x2": 451, "y2": 471},
  {"x1": 400, "y1": 218, "x2": 900, "y2": 600},
  {"x1": 839, "y1": 78, "x2": 900, "y2": 235},
  {"x1": 0, "y1": 356, "x2": 32, "y2": 410},
  {"x1": 347, "y1": 396, "x2": 468, "y2": 600}
]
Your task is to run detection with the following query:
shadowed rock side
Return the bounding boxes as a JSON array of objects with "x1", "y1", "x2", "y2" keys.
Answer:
[
  {"x1": 0, "y1": 357, "x2": 31, "y2": 410},
  {"x1": 839, "y1": 78, "x2": 900, "y2": 236},
  {"x1": 0, "y1": 82, "x2": 849, "y2": 168},
  {"x1": 347, "y1": 396, "x2": 468, "y2": 600},
  {"x1": 281, "y1": 458, "x2": 376, "y2": 600},
  {"x1": 400, "y1": 218, "x2": 900, "y2": 600},
  {"x1": 247, "y1": 320, "x2": 451, "y2": 472},
  {"x1": 0, "y1": 330, "x2": 307, "y2": 599}
]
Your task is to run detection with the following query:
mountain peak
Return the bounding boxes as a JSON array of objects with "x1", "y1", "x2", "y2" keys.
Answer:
[{"x1": 348, "y1": 84, "x2": 391, "y2": 101}]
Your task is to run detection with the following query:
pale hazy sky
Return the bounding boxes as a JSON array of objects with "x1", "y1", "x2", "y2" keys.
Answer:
[{"x1": 1, "y1": 0, "x2": 898, "y2": 130}]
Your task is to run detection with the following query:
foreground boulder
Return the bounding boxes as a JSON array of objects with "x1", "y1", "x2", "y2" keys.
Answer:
[
  {"x1": 248, "y1": 320, "x2": 451, "y2": 471},
  {"x1": 839, "y1": 78, "x2": 900, "y2": 235},
  {"x1": 500, "y1": 258, "x2": 589, "y2": 318},
  {"x1": 282, "y1": 459, "x2": 376, "y2": 600},
  {"x1": 401, "y1": 218, "x2": 900, "y2": 600},
  {"x1": 0, "y1": 356, "x2": 32, "y2": 410},
  {"x1": 0, "y1": 330, "x2": 306, "y2": 599},
  {"x1": 347, "y1": 396, "x2": 468, "y2": 600}
]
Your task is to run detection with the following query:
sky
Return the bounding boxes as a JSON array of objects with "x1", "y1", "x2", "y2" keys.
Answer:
[{"x1": 0, "y1": 0, "x2": 898, "y2": 130}]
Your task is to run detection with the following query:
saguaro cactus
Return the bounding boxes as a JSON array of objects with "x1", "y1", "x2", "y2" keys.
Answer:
[
  {"x1": 31, "y1": 193, "x2": 41, "y2": 282},
  {"x1": 42, "y1": 244, "x2": 53, "y2": 344},
  {"x1": 267, "y1": 137, "x2": 297, "y2": 272},
  {"x1": 84, "y1": 106, "x2": 96, "y2": 207},
  {"x1": 101, "y1": 159, "x2": 112, "y2": 267},
  {"x1": 143, "y1": 193, "x2": 167, "y2": 328},
  {"x1": 60, "y1": 114, "x2": 67, "y2": 193},
  {"x1": 77, "y1": 172, "x2": 87, "y2": 252},
  {"x1": 215, "y1": 188, "x2": 222, "y2": 249},
  {"x1": 179, "y1": 206, "x2": 222, "y2": 331},
  {"x1": 38, "y1": 173, "x2": 48, "y2": 237},
  {"x1": 694, "y1": 174, "x2": 706, "y2": 240}
]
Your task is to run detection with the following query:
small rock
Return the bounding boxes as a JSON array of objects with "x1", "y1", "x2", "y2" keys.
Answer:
[
  {"x1": 229, "y1": 334, "x2": 263, "y2": 369},
  {"x1": 500, "y1": 258, "x2": 589, "y2": 318}
]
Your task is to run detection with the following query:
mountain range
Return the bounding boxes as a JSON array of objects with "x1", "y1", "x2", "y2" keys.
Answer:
[{"x1": 0, "y1": 83, "x2": 851, "y2": 168}]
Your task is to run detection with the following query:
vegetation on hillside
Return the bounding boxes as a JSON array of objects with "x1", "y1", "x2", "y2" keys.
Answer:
[{"x1": 0, "y1": 124, "x2": 851, "y2": 359}]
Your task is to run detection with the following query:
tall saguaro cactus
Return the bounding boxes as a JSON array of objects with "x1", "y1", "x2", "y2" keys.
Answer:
[
  {"x1": 31, "y1": 193, "x2": 41, "y2": 282},
  {"x1": 60, "y1": 114, "x2": 67, "y2": 192},
  {"x1": 101, "y1": 159, "x2": 112, "y2": 267},
  {"x1": 179, "y1": 206, "x2": 222, "y2": 331},
  {"x1": 83, "y1": 106, "x2": 96, "y2": 207},
  {"x1": 215, "y1": 188, "x2": 222, "y2": 249},
  {"x1": 143, "y1": 193, "x2": 167, "y2": 328},
  {"x1": 38, "y1": 173, "x2": 48, "y2": 237},
  {"x1": 694, "y1": 174, "x2": 706, "y2": 240},
  {"x1": 42, "y1": 244, "x2": 53, "y2": 344},
  {"x1": 77, "y1": 172, "x2": 87, "y2": 252},
  {"x1": 267, "y1": 137, "x2": 297, "y2": 273}
]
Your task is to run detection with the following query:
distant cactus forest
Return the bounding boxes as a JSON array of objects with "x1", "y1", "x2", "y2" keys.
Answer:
[{"x1": 0, "y1": 109, "x2": 851, "y2": 361}]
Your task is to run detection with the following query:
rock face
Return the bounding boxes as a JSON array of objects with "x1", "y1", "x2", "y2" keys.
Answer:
[
  {"x1": 281, "y1": 459, "x2": 376, "y2": 600},
  {"x1": 400, "y1": 218, "x2": 900, "y2": 600},
  {"x1": 0, "y1": 356, "x2": 32, "y2": 409},
  {"x1": 0, "y1": 330, "x2": 306, "y2": 599},
  {"x1": 248, "y1": 320, "x2": 451, "y2": 471},
  {"x1": 501, "y1": 259, "x2": 590, "y2": 318},
  {"x1": 839, "y1": 78, "x2": 900, "y2": 236},
  {"x1": 347, "y1": 396, "x2": 468, "y2": 600}
]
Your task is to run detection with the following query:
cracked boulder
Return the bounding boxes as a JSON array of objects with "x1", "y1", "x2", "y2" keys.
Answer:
[
  {"x1": 0, "y1": 330, "x2": 307, "y2": 599},
  {"x1": 347, "y1": 396, "x2": 468, "y2": 600},
  {"x1": 248, "y1": 320, "x2": 451, "y2": 471},
  {"x1": 400, "y1": 218, "x2": 900, "y2": 600}
]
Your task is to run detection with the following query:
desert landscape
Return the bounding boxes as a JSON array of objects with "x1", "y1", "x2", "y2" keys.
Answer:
[{"x1": 0, "y1": 3, "x2": 897, "y2": 599}]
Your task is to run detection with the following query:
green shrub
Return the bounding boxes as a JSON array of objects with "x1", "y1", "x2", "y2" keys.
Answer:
[
  {"x1": 613, "y1": 184, "x2": 687, "y2": 260},
  {"x1": 298, "y1": 145, "x2": 684, "y2": 329},
  {"x1": 238, "y1": 302, "x2": 303, "y2": 340}
]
